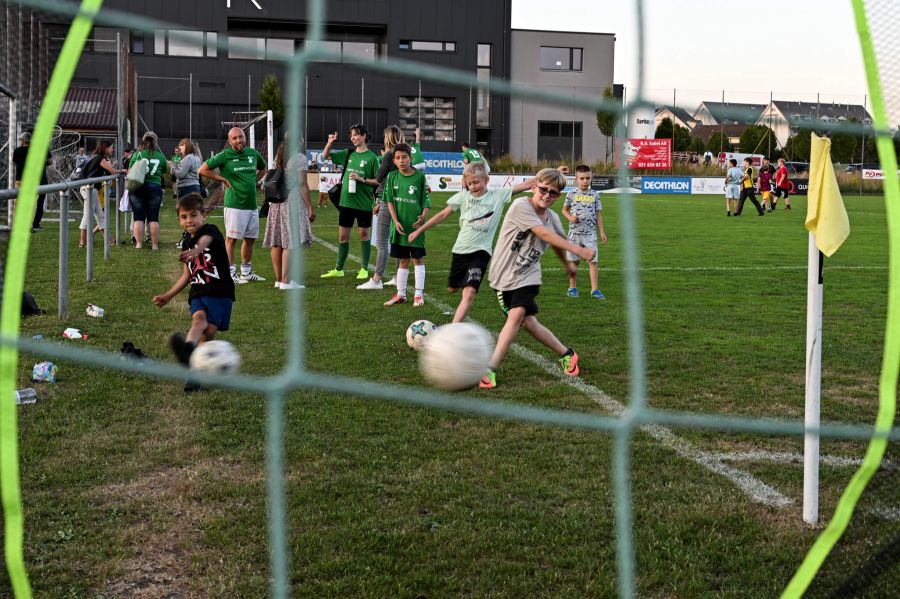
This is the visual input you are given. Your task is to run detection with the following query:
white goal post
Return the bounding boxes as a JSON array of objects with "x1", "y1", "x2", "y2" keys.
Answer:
[{"x1": 221, "y1": 109, "x2": 274, "y2": 169}]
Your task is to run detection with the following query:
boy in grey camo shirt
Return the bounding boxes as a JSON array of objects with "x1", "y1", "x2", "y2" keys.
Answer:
[{"x1": 561, "y1": 165, "x2": 607, "y2": 300}]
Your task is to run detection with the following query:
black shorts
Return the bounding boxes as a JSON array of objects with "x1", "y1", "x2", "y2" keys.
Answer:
[
  {"x1": 774, "y1": 187, "x2": 790, "y2": 199},
  {"x1": 338, "y1": 206, "x2": 373, "y2": 228},
  {"x1": 389, "y1": 244, "x2": 426, "y2": 259},
  {"x1": 448, "y1": 251, "x2": 491, "y2": 291},
  {"x1": 495, "y1": 285, "x2": 540, "y2": 317}
]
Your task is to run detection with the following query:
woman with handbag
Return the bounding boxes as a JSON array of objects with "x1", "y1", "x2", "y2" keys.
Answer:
[
  {"x1": 79, "y1": 140, "x2": 126, "y2": 248},
  {"x1": 128, "y1": 131, "x2": 168, "y2": 249},
  {"x1": 262, "y1": 141, "x2": 316, "y2": 289}
]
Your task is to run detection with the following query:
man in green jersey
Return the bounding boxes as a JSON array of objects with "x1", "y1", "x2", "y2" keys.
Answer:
[
  {"x1": 320, "y1": 123, "x2": 380, "y2": 280},
  {"x1": 170, "y1": 145, "x2": 182, "y2": 199},
  {"x1": 199, "y1": 127, "x2": 268, "y2": 284}
]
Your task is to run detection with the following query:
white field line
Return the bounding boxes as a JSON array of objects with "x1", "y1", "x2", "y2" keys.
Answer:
[
  {"x1": 709, "y1": 450, "x2": 898, "y2": 471},
  {"x1": 866, "y1": 506, "x2": 900, "y2": 521},
  {"x1": 312, "y1": 235, "x2": 792, "y2": 508}
]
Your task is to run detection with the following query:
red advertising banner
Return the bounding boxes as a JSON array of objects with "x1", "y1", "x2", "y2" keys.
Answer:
[{"x1": 618, "y1": 138, "x2": 671, "y2": 169}]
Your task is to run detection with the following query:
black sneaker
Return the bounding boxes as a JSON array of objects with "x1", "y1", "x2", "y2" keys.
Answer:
[
  {"x1": 169, "y1": 333, "x2": 196, "y2": 365},
  {"x1": 786, "y1": 205, "x2": 792, "y2": 210},
  {"x1": 183, "y1": 382, "x2": 203, "y2": 393}
]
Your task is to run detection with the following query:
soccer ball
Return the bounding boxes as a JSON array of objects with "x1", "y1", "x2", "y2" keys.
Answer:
[
  {"x1": 406, "y1": 319, "x2": 438, "y2": 350},
  {"x1": 419, "y1": 323, "x2": 494, "y2": 391},
  {"x1": 189, "y1": 340, "x2": 241, "y2": 375}
]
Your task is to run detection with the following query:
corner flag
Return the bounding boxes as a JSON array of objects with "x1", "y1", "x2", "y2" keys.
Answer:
[{"x1": 806, "y1": 133, "x2": 850, "y2": 257}]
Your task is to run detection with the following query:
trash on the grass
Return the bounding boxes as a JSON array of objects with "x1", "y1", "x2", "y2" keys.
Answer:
[
  {"x1": 62, "y1": 328, "x2": 84, "y2": 339},
  {"x1": 120, "y1": 341, "x2": 145, "y2": 359},
  {"x1": 14, "y1": 388, "x2": 37, "y2": 405},
  {"x1": 86, "y1": 304, "x2": 105, "y2": 318},
  {"x1": 32, "y1": 335, "x2": 43, "y2": 341},
  {"x1": 31, "y1": 361, "x2": 57, "y2": 383}
]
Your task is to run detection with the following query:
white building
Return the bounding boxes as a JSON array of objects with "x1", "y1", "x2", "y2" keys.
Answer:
[{"x1": 756, "y1": 100, "x2": 872, "y2": 147}]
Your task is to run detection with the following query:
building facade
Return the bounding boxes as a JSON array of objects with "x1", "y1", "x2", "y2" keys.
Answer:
[
  {"x1": 65, "y1": 0, "x2": 513, "y2": 158},
  {"x1": 508, "y1": 29, "x2": 615, "y2": 163}
]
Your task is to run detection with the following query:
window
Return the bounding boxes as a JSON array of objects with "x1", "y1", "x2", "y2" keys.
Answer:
[
  {"x1": 130, "y1": 30, "x2": 144, "y2": 55},
  {"x1": 266, "y1": 38, "x2": 294, "y2": 59},
  {"x1": 229, "y1": 36, "x2": 266, "y2": 60},
  {"x1": 476, "y1": 44, "x2": 492, "y2": 127},
  {"x1": 538, "y1": 120, "x2": 583, "y2": 138},
  {"x1": 399, "y1": 40, "x2": 456, "y2": 53},
  {"x1": 91, "y1": 27, "x2": 117, "y2": 53},
  {"x1": 477, "y1": 43, "x2": 491, "y2": 68},
  {"x1": 168, "y1": 30, "x2": 204, "y2": 57},
  {"x1": 342, "y1": 42, "x2": 377, "y2": 63},
  {"x1": 399, "y1": 96, "x2": 456, "y2": 141},
  {"x1": 540, "y1": 46, "x2": 583, "y2": 71},
  {"x1": 154, "y1": 30, "x2": 218, "y2": 57}
]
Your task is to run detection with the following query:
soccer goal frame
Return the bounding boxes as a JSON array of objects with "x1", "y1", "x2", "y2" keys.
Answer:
[{"x1": 221, "y1": 109, "x2": 274, "y2": 169}]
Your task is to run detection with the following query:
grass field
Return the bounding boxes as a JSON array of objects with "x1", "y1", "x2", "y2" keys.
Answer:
[{"x1": 0, "y1": 188, "x2": 891, "y2": 596}]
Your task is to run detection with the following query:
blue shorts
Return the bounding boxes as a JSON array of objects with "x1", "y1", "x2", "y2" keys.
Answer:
[
  {"x1": 177, "y1": 184, "x2": 202, "y2": 199},
  {"x1": 189, "y1": 296, "x2": 234, "y2": 331}
]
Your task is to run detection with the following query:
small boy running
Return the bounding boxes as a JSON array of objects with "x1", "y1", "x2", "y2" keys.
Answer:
[
  {"x1": 561, "y1": 164, "x2": 607, "y2": 299},
  {"x1": 480, "y1": 168, "x2": 595, "y2": 389},
  {"x1": 153, "y1": 193, "x2": 235, "y2": 390},
  {"x1": 382, "y1": 143, "x2": 431, "y2": 307},
  {"x1": 408, "y1": 161, "x2": 544, "y2": 322}
]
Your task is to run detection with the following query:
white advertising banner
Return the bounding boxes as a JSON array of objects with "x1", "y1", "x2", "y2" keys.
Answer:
[
  {"x1": 691, "y1": 177, "x2": 727, "y2": 195},
  {"x1": 860, "y1": 169, "x2": 900, "y2": 180}
]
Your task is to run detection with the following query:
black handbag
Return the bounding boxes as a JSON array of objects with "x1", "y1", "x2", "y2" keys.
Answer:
[{"x1": 327, "y1": 151, "x2": 351, "y2": 208}]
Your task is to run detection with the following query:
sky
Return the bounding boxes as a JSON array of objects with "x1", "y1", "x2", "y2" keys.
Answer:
[{"x1": 512, "y1": 0, "x2": 869, "y2": 112}]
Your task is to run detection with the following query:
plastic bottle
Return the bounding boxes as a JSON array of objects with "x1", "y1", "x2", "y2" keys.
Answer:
[
  {"x1": 348, "y1": 177, "x2": 357, "y2": 194},
  {"x1": 14, "y1": 388, "x2": 36, "y2": 405}
]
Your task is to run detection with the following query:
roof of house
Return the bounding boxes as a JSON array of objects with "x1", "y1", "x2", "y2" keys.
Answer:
[
  {"x1": 696, "y1": 102, "x2": 767, "y2": 125},
  {"x1": 769, "y1": 100, "x2": 872, "y2": 124},
  {"x1": 57, "y1": 87, "x2": 117, "y2": 131},
  {"x1": 690, "y1": 124, "x2": 746, "y2": 144},
  {"x1": 657, "y1": 105, "x2": 699, "y2": 127}
]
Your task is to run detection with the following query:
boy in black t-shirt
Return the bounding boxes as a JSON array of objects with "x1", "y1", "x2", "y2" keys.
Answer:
[{"x1": 153, "y1": 193, "x2": 235, "y2": 386}]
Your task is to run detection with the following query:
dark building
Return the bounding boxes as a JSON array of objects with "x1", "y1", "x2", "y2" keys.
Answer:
[{"x1": 66, "y1": 0, "x2": 513, "y2": 158}]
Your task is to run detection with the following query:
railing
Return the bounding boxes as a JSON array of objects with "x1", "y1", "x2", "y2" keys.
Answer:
[{"x1": 0, "y1": 173, "x2": 123, "y2": 318}]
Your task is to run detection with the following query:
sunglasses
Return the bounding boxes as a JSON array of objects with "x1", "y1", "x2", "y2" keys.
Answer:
[{"x1": 533, "y1": 184, "x2": 561, "y2": 199}]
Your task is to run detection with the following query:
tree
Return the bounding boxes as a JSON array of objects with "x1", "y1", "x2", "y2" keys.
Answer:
[
  {"x1": 689, "y1": 137, "x2": 706, "y2": 154},
  {"x1": 784, "y1": 131, "x2": 811, "y2": 161},
  {"x1": 707, "y1": 131, "x2": 734, "y2": 154},
  {"x1": 739, "y1": 125, "x2": 777, "y2": 156},
  {"x1": 595, "y1": 86, "x2": 617, "y2": 162},
  {"x1": 655, "y1": 117, "x2": 691, "y2": 151},
  {"x1": 259, "y1": 74, "x2": 285, "y2": 130}
]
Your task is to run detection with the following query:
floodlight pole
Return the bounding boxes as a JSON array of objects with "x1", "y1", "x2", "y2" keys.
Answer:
[{"x1": 803, "y1": 234, "x2": 823, "y2": 524}]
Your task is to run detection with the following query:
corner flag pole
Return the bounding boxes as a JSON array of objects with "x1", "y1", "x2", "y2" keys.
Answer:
[{"x1": 803, "y1": 234, "x2": 824, "y2": 524}]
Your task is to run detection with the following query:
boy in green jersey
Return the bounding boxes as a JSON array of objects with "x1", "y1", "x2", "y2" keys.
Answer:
[
  {"x1": 382, "y1": 144, "x2": 431, "y2": 307},
  {"x1": 320, "y1": 123, "x2": 380, "y2": 280}
]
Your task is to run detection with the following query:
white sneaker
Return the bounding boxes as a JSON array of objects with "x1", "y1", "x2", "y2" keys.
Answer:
[
  {"x1": 384, "y1": 277, "x2": 397, "y2": 287},
  {"x1": 239, "y1": 271, "x2": 267, "y2": 282},
  {"x1": 356, "y1": 278, "x2": 383, "y2": 290},
  {"x1": 275, "y1": 282, "x2": 284, "y2": 289},
  {"x1": 232, "y1": 272, "x2": 249, "y2": 285},
  {"x1": 281, "y1": 281, "x2": 305, "y2": 290}
]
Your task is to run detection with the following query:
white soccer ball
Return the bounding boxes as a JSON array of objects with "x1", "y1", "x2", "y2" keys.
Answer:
[
  {"x1": 419, "y1": 323, "x2": 494, "y2": 391},
  {"x1": 189, "y1": 340, "x2": 241, "y2": 375},
  {"x1": 406, "y1": 319, "x2": 438, "y2": 350}
]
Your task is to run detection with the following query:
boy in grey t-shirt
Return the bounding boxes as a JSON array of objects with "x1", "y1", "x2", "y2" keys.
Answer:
[
  {"x1": 408, "y1": 162, "x2": 538, "y2": 322},
  {"x1": 479, "y1": 168, "x2": 595, "y2": 390},
  {"x1": 562, "y1": 164, "x2": 607, "y2": 300}
]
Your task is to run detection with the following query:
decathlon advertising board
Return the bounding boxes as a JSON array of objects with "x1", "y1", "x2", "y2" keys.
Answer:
[
  {"x1": 309, "y1": 150, "x2": 467, "y2": 174},
  {"x1": 641, "y1": 176, "x2": 692, "y2": 194}
]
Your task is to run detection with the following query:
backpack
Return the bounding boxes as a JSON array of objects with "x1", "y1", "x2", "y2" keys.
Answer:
[
  {"x1": 74, "y1": 154, "x2": 102, "y2": 181},
  {"x1": 21, "y1": 292, "x2": 42, "y2": 317},
  {"x1": 262, "y1": 167, "x2": 287, "y2": 203}
]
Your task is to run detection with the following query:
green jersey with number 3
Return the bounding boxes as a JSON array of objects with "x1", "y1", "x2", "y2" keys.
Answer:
[
  {"x1": 129, "y1": 150, "x2": 169, "y2": 187},
  {"x1": 205, "y1": 146, "x2": 267, "y2": 210}
]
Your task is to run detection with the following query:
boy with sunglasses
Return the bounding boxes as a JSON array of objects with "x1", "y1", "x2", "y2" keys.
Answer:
[{"x1": 480, "y1": 168, "x2": 595, "y2": 389}]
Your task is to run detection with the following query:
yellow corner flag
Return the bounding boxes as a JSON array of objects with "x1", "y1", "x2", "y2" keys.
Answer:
[{"x1": 805, "y1": 133, "x2": 850, "y2": 256}]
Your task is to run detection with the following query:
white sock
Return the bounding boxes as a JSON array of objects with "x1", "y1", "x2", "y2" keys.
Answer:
[
  {"x1": 396, "y1": 268, "x2": 409, "y2": 297},
  {"x1": 414, "y1": 264, "x2": 425, "y2": 296},
  {"x1": 241, "y1": 262, "x2": 251, "y2": 276},
  {"x1": 230, "y1": 264, "x2": 236, "y2": 276}
]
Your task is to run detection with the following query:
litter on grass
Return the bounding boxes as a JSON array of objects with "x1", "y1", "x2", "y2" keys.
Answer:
[
  {"x1": 86, "y1": 304, "x2": 104, "y2": 318},
  {"x1": 62, "y1": 328, "x2": 87, "y2": 339},
  {"x1": 31, "y1": 361, "x2": 57, "y2": 383}
]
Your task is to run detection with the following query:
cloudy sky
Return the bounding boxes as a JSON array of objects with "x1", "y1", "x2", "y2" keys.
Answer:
[{"x1": 512, "y1": 0, "x2": 869, "y2": 111}]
